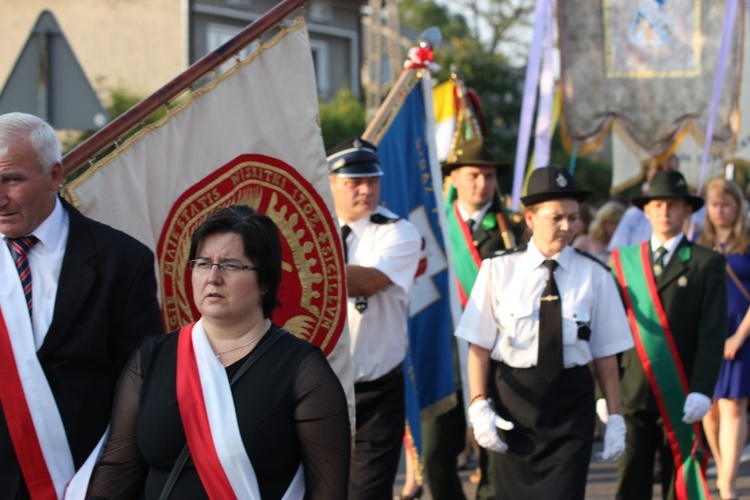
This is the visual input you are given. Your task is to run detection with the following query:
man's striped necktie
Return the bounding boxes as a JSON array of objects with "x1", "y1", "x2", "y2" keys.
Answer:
[{"x1": 7, "y1": 236, "x2": 39, "y2": 318}]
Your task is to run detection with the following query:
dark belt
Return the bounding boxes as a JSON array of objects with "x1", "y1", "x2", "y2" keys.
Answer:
[{"x1": 354, "y1": 364, "x2": 404, "y2": 392}]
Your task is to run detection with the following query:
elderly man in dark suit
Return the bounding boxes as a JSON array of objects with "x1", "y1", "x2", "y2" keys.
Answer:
[
  {"x1": 611, "y1": 170, "x2": 727, "y2": 500},
  {"x1": 0, "y1": 112, "x2": 162, "y2": 498}
]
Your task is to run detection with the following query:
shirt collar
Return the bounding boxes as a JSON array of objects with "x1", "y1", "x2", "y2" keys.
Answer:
[
  {"x1": 456, "y1": 201, "x2": 492, "y2": 225},
  {"x1": 650, "y1": 232, "x2": 684, "y2": 257},
  {"x1": 2, "y1": 196, "x2": 65, "y2": 250},
  {"x1": 338, "y1": 206, "x2": 379, "y2": 238},
  {"x1": 526, "y1": 238, "x2": 573, "y2": 271}
]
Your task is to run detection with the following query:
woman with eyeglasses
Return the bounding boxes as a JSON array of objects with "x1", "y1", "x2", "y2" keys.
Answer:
[{"x1": 87, "y1": 205, "x2": 350, "y2": 499}]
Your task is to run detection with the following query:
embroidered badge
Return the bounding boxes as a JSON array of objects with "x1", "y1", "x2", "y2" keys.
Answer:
[
  {"x1": 556, "y1": 173, "x2": 568, "y2": 187},
  {"x1": 158, "y1": 154, "x2": 346, "y2": 355}
]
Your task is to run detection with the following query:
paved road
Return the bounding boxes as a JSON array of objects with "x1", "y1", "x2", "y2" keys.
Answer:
[{"x1": 394, "y1": 442, "x2": 750, "y2": 499}]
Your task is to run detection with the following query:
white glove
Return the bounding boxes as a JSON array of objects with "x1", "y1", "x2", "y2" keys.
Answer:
[
  {"x1": 596, "y1": 398, "x2": 609, "y2": 424},
  {"x1": 596, "y1": 414, "x2": 626, "y2": 461},
  {"x1": 467, "y1": 399, "x2": 514, "y2": 453},
  {"x1": 682, "y1": 392, "x2": 712, "y2": 424}
]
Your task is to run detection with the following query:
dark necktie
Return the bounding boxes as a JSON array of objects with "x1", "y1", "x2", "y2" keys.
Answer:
[
  {"x1": 654, "y1": 246, "x2": 667, "y2": 278},
  {"x1": 341, "y1": 225, "x2": 352, "y2": 263},
  {"x1": 466, "y1": 218, "x2": 476, "y2": 233},
  {"x1": 538, "y1": 259, "x2": 563, "y2": 382},
  {"x1": 7, "y1": 236, "x2": 39, "y2": 318}
]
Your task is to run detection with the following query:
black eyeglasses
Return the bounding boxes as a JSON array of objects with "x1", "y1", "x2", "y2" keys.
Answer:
[{"x1": 187, "y1": 259, "x2": 258, "y2": 273}]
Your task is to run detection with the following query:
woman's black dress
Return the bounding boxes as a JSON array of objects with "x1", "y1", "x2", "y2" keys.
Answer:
[{"x1": 87, "y1": 324, "x2": 350, "y2": 499}]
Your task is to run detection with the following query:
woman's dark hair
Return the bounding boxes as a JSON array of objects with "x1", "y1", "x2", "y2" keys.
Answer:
[{"x1": 188, "y1": 205, "x2": 282, "y2": 318}]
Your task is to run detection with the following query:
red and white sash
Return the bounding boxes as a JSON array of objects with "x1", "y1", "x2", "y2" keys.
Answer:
[
  {"x1": 0, "y1": 245, "x2": 105, "y2": 499},
  {"x1": 176, "y1": 320, "x2": 305, "y2": 499}
]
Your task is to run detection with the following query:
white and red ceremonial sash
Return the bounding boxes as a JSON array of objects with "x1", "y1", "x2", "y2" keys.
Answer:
[
  {"x1": 0, "y1": 246, "x2": 105, "y2": 499},
  {"x1": 176, "y1": 320, "x2": 304, "y2": 499}
]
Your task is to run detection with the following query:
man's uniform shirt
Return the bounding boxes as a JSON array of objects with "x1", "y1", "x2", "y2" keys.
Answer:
[{"x1": 341, "y1": 205, "x2": 421, "y2": 383}]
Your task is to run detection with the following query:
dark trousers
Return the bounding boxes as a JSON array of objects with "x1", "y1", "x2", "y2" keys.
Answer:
[
  {"x1": 616, "y1": 409, "x2": 680, "y2": 500},
  {"x1": 349, "y1": 365, "x2": 405, "y2": 500},
  {"x1": 421, "y1": 399, "x2": 467, "y2": 500},
  {"x1": 476, "y1": 447, "x2": 495, "y2": 500}
]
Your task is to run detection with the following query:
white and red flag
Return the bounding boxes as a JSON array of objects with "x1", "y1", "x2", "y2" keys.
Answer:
[{"x1": 63, "y1": 17, "x2": 354, "y2": 420}]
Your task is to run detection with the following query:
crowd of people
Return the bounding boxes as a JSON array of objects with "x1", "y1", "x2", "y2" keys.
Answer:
[{"x1": 0, "y1": 109, "x2": 747, "y2": 499}]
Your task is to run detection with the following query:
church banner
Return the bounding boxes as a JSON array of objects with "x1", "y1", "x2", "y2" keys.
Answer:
[
  {"x1": 611, "y1": 10, "x2": 750, "y2": 192},
  {"x1": 63, "y1": 19, "x2": 355, "y2": 421},
  {"x1": 558, "y1": 0, "x2": 744, "y2": 158}
]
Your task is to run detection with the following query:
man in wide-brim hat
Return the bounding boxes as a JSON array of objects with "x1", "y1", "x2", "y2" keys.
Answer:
[
  {"x1": 613, "y1": 170, "x2": 727, "y2": 499},
  {"x1": 456, "y1": 165, "x2": 633, "y2": 498}
]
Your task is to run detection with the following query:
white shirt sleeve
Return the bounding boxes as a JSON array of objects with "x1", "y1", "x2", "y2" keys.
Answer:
[
  {"x1": 455, "y1": 259, "x2": 499, "y2": 351},
  {"x1": 589, "y1": 268, "x2": 634, "y2": 358},
  {"x1": 366, "y1": 220, "x2": 422, "y2": 295}
]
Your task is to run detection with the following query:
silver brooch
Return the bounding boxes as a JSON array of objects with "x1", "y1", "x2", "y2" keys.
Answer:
[{"x1": 556, "y1": 173, "x2": 568, "y2": 187}]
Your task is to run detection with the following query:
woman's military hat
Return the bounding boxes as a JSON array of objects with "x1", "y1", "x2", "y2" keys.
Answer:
[
  {"x1": 441, "y1": 137, "x2": 511, "y2": 176},
  {"x1": 520, "y1": 165, "x2": 591, "y2": 207},
  {"x1": 631, "y1": 170, "x2": 704, "y2": 210},
  {"x1": 327, "y1": 137, "x2": 384, "y2": 178}
]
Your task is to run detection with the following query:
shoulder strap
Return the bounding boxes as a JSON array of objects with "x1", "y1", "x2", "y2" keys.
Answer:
[
  {"x1": 726, "y1": 263, "x2": 750, "y2": 302},
  {"x1": 159, "y1": 326, "x2": 287, "y2": 499}
]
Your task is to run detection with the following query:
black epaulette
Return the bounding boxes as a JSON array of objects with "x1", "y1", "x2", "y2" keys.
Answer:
[
  {"x1": 492, "y1": 243, "x2": 527, "y2": 257},
  {"x1": 370, "y1": 213, "x2": 401, "y2": 224},
  {"x1": 573, "y1": 248, "x2": 611, "y2": 271}
]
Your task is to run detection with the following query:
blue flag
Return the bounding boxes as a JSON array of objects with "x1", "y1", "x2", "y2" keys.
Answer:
[{"x1": 378, "y1": 76, "x2": 457, "y2": 458}]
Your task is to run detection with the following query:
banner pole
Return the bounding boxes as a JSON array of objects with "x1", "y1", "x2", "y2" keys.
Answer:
[{"x1": 362, "y1": 68, "x2": 418, "y2": 145}]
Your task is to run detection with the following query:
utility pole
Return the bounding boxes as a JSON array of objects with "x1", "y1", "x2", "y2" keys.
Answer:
[{"x1": 362, "y1": 0, "x2": 403, "y2": 121}]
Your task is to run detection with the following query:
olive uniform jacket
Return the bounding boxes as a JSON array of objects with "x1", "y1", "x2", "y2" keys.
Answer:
[{"x1": 619, "y1": 237, "x2": 727, "y2": 412}]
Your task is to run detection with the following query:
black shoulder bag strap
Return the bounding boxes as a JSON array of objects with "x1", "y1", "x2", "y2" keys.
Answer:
[{"x1": 158, "y1": 327, "x2": 286, "y2": 499}]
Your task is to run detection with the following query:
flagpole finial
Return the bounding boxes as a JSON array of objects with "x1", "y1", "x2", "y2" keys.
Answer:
[{"x1": 405, "y1": 27, "x2": 442, "y2": 71}]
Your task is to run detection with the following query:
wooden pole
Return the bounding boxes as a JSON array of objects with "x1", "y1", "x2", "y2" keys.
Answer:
[
  {"x1": 361, "y1": 68, "x2": 418, "y2": 145},
  {"x1": 62, "y1": 0, "x2": 307, "y2": 176}
]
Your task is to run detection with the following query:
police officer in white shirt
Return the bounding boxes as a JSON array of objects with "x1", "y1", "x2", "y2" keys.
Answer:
[
  {"x1": 456, "y1": 165, "x2": 634, "y2": 498},
  {"x1": 328, "y1": 137, "x2": 422, "y2": 500}
]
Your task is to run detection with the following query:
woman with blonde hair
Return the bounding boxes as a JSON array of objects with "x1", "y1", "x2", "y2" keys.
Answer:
[
  {"x1": 698, "y1": 177, "x2": 750, "y2": 500},
  {"x1": 573, "y1": 200, "x2": 626, "y2": 262}
]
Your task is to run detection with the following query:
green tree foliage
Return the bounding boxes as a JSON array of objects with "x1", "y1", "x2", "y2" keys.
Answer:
[
  {"x1": 399, "y1": 0, "x2": 471, "y2": 40},
  {"x1": 319, "y1": 88, "x2": 366, "y2": 151}
]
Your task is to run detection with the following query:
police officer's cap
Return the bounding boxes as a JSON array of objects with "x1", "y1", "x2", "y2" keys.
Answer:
[
  {"x1": 520, "y1": 165, "x2": 591, "y2": 207},
  {"x1": 327, "y1": 137, "x2": 384, "y2": 178}
]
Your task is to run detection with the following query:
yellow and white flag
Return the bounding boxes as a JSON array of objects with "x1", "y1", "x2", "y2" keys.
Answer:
[
  {"x1": 63, "y1": 19, "x2": 354, "y2": 420},
  {"x1": 433, "y1": 80, "x2": 457, "y2": 162}
]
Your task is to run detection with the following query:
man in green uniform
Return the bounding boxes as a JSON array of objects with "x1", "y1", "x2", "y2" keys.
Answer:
[{"x1": 612, "y1": 170, "x2": 727, "y2": 500}]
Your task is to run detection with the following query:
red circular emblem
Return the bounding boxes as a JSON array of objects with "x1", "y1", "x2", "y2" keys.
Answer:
[{"x1": 157, "y1": 154, "x2": 346, "y2": 355}]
